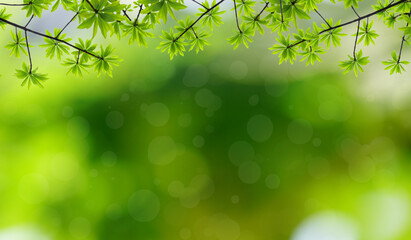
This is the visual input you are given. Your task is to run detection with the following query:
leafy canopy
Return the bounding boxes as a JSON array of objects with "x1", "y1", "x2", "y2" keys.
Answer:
[{"x1": 0, "y1": 0, "x2": 411, "y2": 88}]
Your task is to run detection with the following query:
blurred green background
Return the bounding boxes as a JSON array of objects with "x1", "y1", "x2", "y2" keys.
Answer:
[{"x1": 1, "y1": 3, "x2": 411, "y2": 240}]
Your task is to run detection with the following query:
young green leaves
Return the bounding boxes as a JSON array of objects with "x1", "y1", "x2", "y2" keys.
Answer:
[
  {"x1": 39, "y1": 28, "x2": 71, "y2": 60},
  {"x1": 140, "y1": 0, "x2": 187, "y2": 23},
  {"x1": 22, "y1": 0, "x2": 52, "y2": 17},
  {"x1": 2, "y1": 0, "x2": 411, "y2": 89},
  {"x1": 196, "y1": 0, "x2": 225, "y2": 30},
  {"x1": 227, "y1": 23, "x2": 254, "y2": 49},
  {"x1": 15, "y1": 62, "x2": 48, "y2": 89},
  {"x1": 158, "y1": 29, "x2": 186, "y2": 59},
  {"x1": 339, "y1": 50, "x2": 369, "y2": 77},
  {"x1": 5, "y1": 30, "x2": 28, "y2": 57},
  {"x1": 354, "y1": 20, "x2": 379, "y2": 46},
  {"x1": 63, "y1": 51, "x2": 90, "y2": 77},
  {"x1": 382, "y1": 51, "x2": 409, "y2": 74},
  {"x1": 270, "y1": 35, "x2": 298, "y2": 64},
  {"x1": 78, "y1": 0, "x2": 126, "y2": 38},
  {"x1": 93, "y1": 45, "x2": 120, "y2": 77}
]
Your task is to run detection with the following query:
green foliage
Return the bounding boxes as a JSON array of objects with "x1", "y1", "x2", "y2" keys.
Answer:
[
  {"x1": 342, "y1": 0, "x2": 363, "y2": 9},
  {"x1": 382, "y1": 50, "x2": 409, "y2": 74},
  {"x1": 5, "y1": 30, "x2": 28, "y2": 57},
  {"x1": 22, "y1": 0, "x2": 52, "y2": 17},
  {"x1": 39, "y1": 28, "x2": 71, "y2": 60},
  {"x1": 300, "y1": 45, "x2": 325, "y2": 65},
  {"x1": 78, "y1": 0, "x2": 126, "y2": 37},
  {"x1": 354, "y1": 20, "x2": 379, "y2": 46},
  {"x1": 15, "y1": 62, "x2": 48, "y2": 88},
  {"x1": 62, "y1": 54, "x2": 90, "y2": 77},
  {"x1": 158, "y1": 29, "x2": 185, "y2": 59},
  {"x1": 339, "y1": 49, "x2": 369, "y2": 77},
  {"x1": 1, "y1": 0, "x2": 411, "y2": 88},
  {"x1": 141, "y1": 0, "x2": 187, "y2": 23},
  {"x1": 320, "y1": 19, "x2": 346, "y2": 48},
  {"x1": 270, "y1": 35, "x2": 298, "y2": 64},
  {"x1": 233, "y1": 0, "x2": 255, "y2": 16},
  {"x1": 196, "y1": 0, "x2": 225, "y2": 30},
  {"x1": 227, "y1": 23, "x2": 254, "y2": 49},
  {"x1": 122, "y1": 20, "x2": 154, "y2": 46},
  {"x1": 93, "y1": 45, "x2": 120, "y2": 77},
  {"x1": 0, "y1": 8, "x2": 11, "y2": 29}
]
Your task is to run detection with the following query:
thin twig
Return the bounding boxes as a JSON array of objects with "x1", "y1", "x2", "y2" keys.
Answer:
[
  {"x1": 24, "y1": 30, "x2": 32, "y2": 73},
  {"x1": 233, "y1": 0, "x2": 242, "y2": 33}
]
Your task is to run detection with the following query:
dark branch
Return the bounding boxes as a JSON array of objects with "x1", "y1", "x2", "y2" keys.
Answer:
[
  {"x1": 289, "y1": 0, "x2": 408, "y2": 48},
  {"x1": 314, "y1": 9, "x2": 331, "y2": 28},
  {"x1": 175, "y1": 0, "x2": 225, "y2": 41},
  {"x1": 24, "y1": 30, "x2": 32, "y2": 73},
  {"x1": 192, "y1": 0, "x2": 208, "y2": 9},
  {"x1": 233, "y1": 0, "x2": 242, "y2": 33},
  {"x1": 255, "y1": 2, "x2": 269, "y2": 20},
  {"x1": 353, "y1": 19, "x2": 360, "y2": 60},
  {"x1": 135, "y1": 4, "x2": 143, "y2": 25},
  {"x1": 57, "y1": 12, "x2": 79, "y2": 38},
  {"x1": 0, "y1": 17, "x2": 101, "y2": 59},
  {"x1": 0, "y1": 2, "x2": 30, "y2": 6}
]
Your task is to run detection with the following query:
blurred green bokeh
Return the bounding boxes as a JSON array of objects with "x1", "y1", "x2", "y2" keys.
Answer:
[{"x1": 1, "y1": 5, "x2": 411, "y2": 240}]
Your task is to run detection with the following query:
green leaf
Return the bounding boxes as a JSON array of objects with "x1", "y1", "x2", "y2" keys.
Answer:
[
  {"x1": 300, "y1": 45, "x2": 325, "y2": 65},
  {"x1": 157, "y1": 29, "x2": 186, "y2": 59},
  {"x1": 227, "y1": 23, "x2": 254, "y2": 49},
  {"x1": 93, "y1": 45, "x2": 121, "y2": 77},
  {"x1": 269, "y1": 34, "x2": 298, "y2": 64},
  {"x1": 15, "y1": 62, "x2": 48, "y2": 89},
  {"x1": 22, "y1": 0, "x2": 52, "y2": 17},
  {"x1": 382, "y1": 50, "x2": 409, "y2": 74},
  {"x1": 339, "y1": 49, "x2": 369, "y2": 77},
  {"x1": 320, "y1": 19, "x2": 346, "y2": 48},
  {"x1": 5, "y1": 30, "x2": 28, "y2": 58},
  {"x1": 122, "y1": 20, "x2": 154, "y2": 46},
  {"x1": 353, "y1": 20, "x2": 379, "y2": 46},
  {"x1": 62, "y1": 51, "x2": 91, "y2": 77},
  {"x1": 39, "y1": 28, "x2": 71, "y2": 61},
  {"x1": 196, "y1": 0, "x2": 225, "y2": 30}
]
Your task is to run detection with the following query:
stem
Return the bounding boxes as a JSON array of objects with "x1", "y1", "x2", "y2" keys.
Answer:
[
  {"x1": 192, "y1": 0, "x2": 208, "y2": 9},
  {"x1": 398, "y1": 34, "x2": 406, "y2": 62},
  {"x1": 122, "y1": 10, "x2": 132, "y2": 21},
  {"x1": 233, "y1": 0, "x2": 242, "y2": 33},
  {"x1": 398, "y1": 10, "x2": 411, "y2": 62},
  {"x1": 57, "y1": 12, "x2": 79, "y2": 38},
  {"x1": 0, "y1": 17, "x2": 101, "y2": 59},
  {"x1": 85, "y1": 0, "x2": 98, "y2": 12},
  {"x1": 25, "y1": 14, "x2": 34, "y2": 27},
  {"x1": 255, "y1": 2, "x2": 269, "y2": 20},
  {"x1": 0, "y1": 2, "x2": 30, "y2": 6},
  {"x1": 134, "y1": 4, "x2": 143, "y2": 25},
  {"x1": 76, "y1": 50, "x2": 81, "y2": 64},
  {"x1": 24, "y1": 30, "x2": 32, "y2": 73},
  {"x1": 279, "y1": 0, "x2": 284, "y2": 22},
  {"x1": 314, "y1": 9, "x2": 331, "y2": 28},
  {"x1": 175, "y1": 0, "x2": 225, "y2": 41},
  {"x1": 351, "y1": 6, "x2": 360, "y2": 18},
  {"x1": 191, "y1": 27, "x2": 198, "y2": 38},
  {"x1": 353, "y1": 19, "x2": 360, "y2": 60}
]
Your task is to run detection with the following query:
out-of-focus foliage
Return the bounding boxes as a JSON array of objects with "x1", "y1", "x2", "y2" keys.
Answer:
[{"x1": 1, "y1": 29, "x2": 411, "y2": 239}]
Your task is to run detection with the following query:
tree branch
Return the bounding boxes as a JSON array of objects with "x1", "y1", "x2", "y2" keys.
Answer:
[
  {"x1": 289, "y1": 0, "x2": 408, "y2": 48},
  {"x1": 233, "y1": 0, "x2": 242, "y2": 33},
  {"x1": 0, "y1": 17, "x2": 101, "y2": 59},
  {"x1": 174, "y1": 0, "x2": 225, "y2": 41}
]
